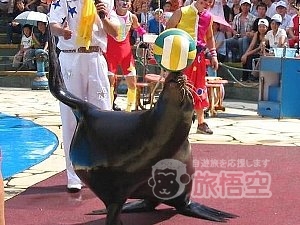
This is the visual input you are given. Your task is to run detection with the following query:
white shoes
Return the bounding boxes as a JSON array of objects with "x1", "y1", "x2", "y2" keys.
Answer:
[{"x1": 67, "y1": 183, "x2": 82, "y2": 193}]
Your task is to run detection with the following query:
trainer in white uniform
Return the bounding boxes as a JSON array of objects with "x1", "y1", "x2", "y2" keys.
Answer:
[{"x1": 49, "y1": 0, "x2": 119, "y2": 193}]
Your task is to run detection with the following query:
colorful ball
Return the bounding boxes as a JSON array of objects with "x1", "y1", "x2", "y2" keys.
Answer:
[{"x1": 153, "y1": 28, "x2": 196, "y2": 72}]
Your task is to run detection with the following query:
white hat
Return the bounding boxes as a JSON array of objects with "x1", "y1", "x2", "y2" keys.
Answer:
[
  {"x1": 258, "y1": 19, "x2": 269, "y2": 27},
  {"x1": 240, "y1": 0, "x2": 251, "y2": 6},
  {"x1": 271, "y1": 14, "x2": 282, "y2": 24},
  {"x1": 154, "y1": 8, "x2": 163, "y2": 14},
  {"x1": 276, "y1": 0, "x2": 287, "y2": 8}
]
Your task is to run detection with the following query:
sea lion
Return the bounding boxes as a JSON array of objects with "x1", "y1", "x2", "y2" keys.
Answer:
[{"x1": 48, "y1": 32, "x2": 237, "y2": 225}]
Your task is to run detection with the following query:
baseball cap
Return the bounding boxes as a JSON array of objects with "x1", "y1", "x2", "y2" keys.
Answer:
[
  {"x1": 258, "y1": 19, "x2": 269, "y2": 27},
  {"x1": 240, "y1": 0, "x2": 251, "y2": 6},
  {"x1": 271, "y1": 14, "x2": 282, "y2": 24},
  {"x1": 276, "y1": 0, "x2": 287, "y2": 8}
]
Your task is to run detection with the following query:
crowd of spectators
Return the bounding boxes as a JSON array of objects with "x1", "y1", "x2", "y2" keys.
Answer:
[
  {"x1": 2, "y1": 0, "x2": 300, "y2": 80},
  {"x1": 1, "y1": 0, "x2": 50, "y2": 70}
]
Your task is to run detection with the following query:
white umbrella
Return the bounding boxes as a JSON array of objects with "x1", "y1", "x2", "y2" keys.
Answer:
[{"x1": 14, "y1": 11, "x2": 48, "y2": 26}]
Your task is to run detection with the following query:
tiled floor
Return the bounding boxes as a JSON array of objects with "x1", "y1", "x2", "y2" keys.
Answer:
[{"x1": 0, "y1": 87, "x2": 299, "y2": 201}]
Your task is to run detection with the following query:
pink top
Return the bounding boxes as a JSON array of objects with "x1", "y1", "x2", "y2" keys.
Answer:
[{"x1": 197, "y1": 10, "x2": 212, "y2": 48}]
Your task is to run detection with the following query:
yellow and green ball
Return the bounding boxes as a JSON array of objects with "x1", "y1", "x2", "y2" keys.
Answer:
[{"x1": 153, "y1": 28, "x2": 197, "y2": 72}]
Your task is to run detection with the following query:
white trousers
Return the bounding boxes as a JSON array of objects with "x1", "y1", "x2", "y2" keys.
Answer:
[{"x1": 59, "y1": 52, "x2": 111, "y2": 186}]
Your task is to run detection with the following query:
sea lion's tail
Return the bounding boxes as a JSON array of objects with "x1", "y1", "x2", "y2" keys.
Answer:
[{"x1": 48, "y1": 27, "x2": 83, "y2": 113}]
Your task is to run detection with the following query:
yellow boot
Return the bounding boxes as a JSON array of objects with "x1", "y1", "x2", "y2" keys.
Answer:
[{"x1": 126, "y1": 88, "x2": 136, "y2": 112}]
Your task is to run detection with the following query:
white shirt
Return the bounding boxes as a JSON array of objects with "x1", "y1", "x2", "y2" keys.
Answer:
[
  {"x1": 265, "y1": 28, "x2": 287, "y2": 48},
  {"x1": 21, "y1": 35, "x2": 33, "y2": 49},
  {"x1": 49, "y1": 0, "x2": 118, "y2": 52},
  {"x1": 280, "y1": 14, "x2": 292, "y2": 30},
  {"x1": 214, "y1": 31, "x2": 226, "y2": 56},
  {"x1": 266, "y1": 3, "x2": 277, "y2": 18}
]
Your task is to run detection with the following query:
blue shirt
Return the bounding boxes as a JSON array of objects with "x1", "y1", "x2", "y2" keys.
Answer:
[{"x1": 147, "y1": 18, "x2": 164, "y2": 35}]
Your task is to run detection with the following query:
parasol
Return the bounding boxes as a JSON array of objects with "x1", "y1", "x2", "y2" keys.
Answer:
[
  {"x1": 212, "y1": 14, "x2": 231, "y2": 29},
  {"x1": 14, "y1": 11, "x2": 48, "y2": 26}
]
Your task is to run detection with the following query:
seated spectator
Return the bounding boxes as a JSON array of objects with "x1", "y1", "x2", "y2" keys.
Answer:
[
  {"x1": 24, "y1": 0, "x2": 38, "y2": 11},
  {"x1": 148, "y1": 8, "x2": 164, "y2": 35},
  {"x1": 6, "y1": 0, "x2": 26, "y2": 44},
  {"x1": 36, "y1": 0, "x2": 50, "y2": 14},
  {"x1": 167, "y1": 0, "x2": 180, "y2": 12},
  {"x1": 251, "y1": 2, "x2": 271, "y2": 34},
  {"x1": 162, "y1": 1, "x2": 173, "y2": 28},
  {"x1": 229, "y1": 0, "x2": 241, "y2": 22},
  {"x1": 223, "y1": 0, "x2": 231, "y2": 23},
  {"x1": 287, "y1": 14, "x2": 299, "y2": 48},
  {"x1": 262, "y1": 0, "x2": 276, "y2": 18},
  {"x1": 241, "y1": 19, "x2": 269, "y2": 81},
  {"x1": 275, "y1": 0, "x2": 292, "y2": 31},
  {"x1": 26, "y1": 21, "x2": 49, "y2": 70},
  {"x1": 250, "y1": 0, "x2": 259, "y2": 17},
  {"x1": 213, "y1": 22, "x2": 227, "y2": 62},
  {"x1": 0, "y1": 0, "x2": 14, "y2": 14},
  {"x1": 286, "y1": 0, "x2": 299, "y2": 17},
  {"x1": 265, "y1": 13, "x2": 287, "y2": 49},
  {"x1": 12, "y1": 24, "x2": 38, "y2": 69},
  {"x1": 136, "y1": 2, "x2": 154, "y2": 31},
  {"x1": 225, "y1": 0, "x2": 256, "y2": 62}
]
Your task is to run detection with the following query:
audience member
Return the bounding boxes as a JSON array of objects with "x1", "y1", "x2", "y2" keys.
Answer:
[
  {"x1": 286, "y1": 0, "x2": 299, "y2": 17},
  {"x1": 137, "y1": 2, "x2": 154, "y2": 31},
  {"x1": 132, "y1": 0, "x2": 151, "y2": 13},
  {"x1": 227, "y1": 0, "x2": 233, "y2": 8},
  {"x1": 275, "y1": 0, "x2": 292, "y2": 30},
  {"x1": 226, "y1": 0, "x2": 256, "y2": 62},
  {"x1": 210, "y1": 0, "x2": 225, "y2": 18},
  {"x1": 24, "y1": 0, "x2": 38, "y2": 11},
  {"x1": 162, "y1": 1, "x2": 173, "y2": 27},
  {"x1": 251, "y1": 2, "x2": 271, "y2": 33},
  {"x1": 167, "y1": 0, "x2": 180, "y2": 11},
  {"x1": 229, "y1": 0, "x2": 241, "y2": 22},
  {"x1": 12, "y1": 24, "x2": 38, "y2": 69},
  {"x1": 6, "y1": 0, "x2": 26, "y2": 44},
  {"x1": 36, "y1": 0, "x2": 50, "y2": 13},
  {"x1": 0, "y1": 0, "x2": 14, "y2": 13},
  {"x1": 223, "y1": 0, "x2": 232, "y2": 23},
  {"x1": 287, "y1": 13, "x2": 300, "y2": 48},
  {"x1": 262, "y1": 0, "x2": 276, "y2": 18},
  {"x1": 250, "y1": 0, "x2": 259, "y2": 16},
  {"x1": 148, "y1": 8, "x2": 164, "y2": 34},
  {"x1": 25, "y1": 21, "x2": 49, "y2": 70},
  {"x1": 241, "y1": 18, "x2": 269, "y2": 81},
  {"x1": 213, "y1": 21, "x2": 227, "y2": 62},
  {"x1": 265, "y1": 13, "x2": 288, "y2": 49}
]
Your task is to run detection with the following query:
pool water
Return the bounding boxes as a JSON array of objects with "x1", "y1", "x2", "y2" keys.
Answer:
[{"x1": 0, "y1": 113, "x2": 58, "y2": 179}]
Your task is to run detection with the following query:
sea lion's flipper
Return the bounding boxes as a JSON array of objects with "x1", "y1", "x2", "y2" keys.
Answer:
[
  {"x1": 176, "y1": 201, "x2": 238, "y2": 223},
  {"x1": 121, "y1": 199, "x2": 159, "y2": 213},
  {"x1": 90, "y1": 199, "x2": 159, "y2": 215}
]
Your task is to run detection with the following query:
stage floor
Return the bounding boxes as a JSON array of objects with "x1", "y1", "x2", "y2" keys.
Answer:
[{"x1": 5, "y1": 144, "x2": 300, "y2": 225}]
